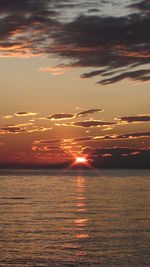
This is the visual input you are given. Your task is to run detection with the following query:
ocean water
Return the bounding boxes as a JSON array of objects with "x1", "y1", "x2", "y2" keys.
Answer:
[{"x1": 0, "y1": 169, "x2": 150, "y2": 267}]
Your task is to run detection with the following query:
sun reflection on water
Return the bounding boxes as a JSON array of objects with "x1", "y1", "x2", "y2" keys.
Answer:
[{"x1": 74, "y1": 176, "x2": 89, "y2": 258}]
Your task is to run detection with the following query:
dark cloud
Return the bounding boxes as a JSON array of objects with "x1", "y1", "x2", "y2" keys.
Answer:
[
  {"x1": 82, "y1": 146, "x2": 149, "y2": 157},
  {"x1": 52, "y1": 10, "x2": 150, "y2": 84},
  {"x1": 97, "y1": 69, "x2": 150, "y2": 85},
  {"x1": 73, "y1": 120, "x2": 115, "y2": 128},
  {"x1": 118, "y1": 114, "x2": 150, "y2": 123},
  {"x1": 0, "y1": 1, "x2": 150, "y2": 83},
  {"x1": 47, "y1": 113, "x2": 75, "y2": 120},
  {"x1": 76, "y1": 108, "x2": 103, "y2": 117},
  {"x1": 15, "y1": 111, "x2": 37, "y2": 116},
  {"x1": 0, "y1": 0, "x2": 50, "y2": 13},
  {"x1": 82, "y1": 147, "x2": 150, "y2": 168},
  {"x1": 0, "y1": 0, "x2": 60, "y2": 57},
  {"x1": 129, "y1": 0, "x2": 150, "y2": 13}
]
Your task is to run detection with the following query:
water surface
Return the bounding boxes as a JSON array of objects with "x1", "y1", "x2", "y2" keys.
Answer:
[{"x1": 0, "y1": 169, "x2": 150, "y2": 266}]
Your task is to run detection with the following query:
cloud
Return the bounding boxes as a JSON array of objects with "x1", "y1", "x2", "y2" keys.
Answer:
[
  {"x1": 81, "y1": 146, "x2": 150, "y2": 168},
  {"x1": 32, "y1": 137, "x2": 83, "y2": 158},
  {"x1": 0, "y1": 126, "x2": 26, "y2": 134},
  {"x1": 15, "y1": 111, "x2": 37, "y2": 117},
  {"x1": 0, "y1": 123, "x2": 52, "y2": 135},
  {"x1": 76, "y1": 108, "x2": 103, "y2": 117},
  {"x1": 32, "y1": 145, "x2": 63, "y2": 153},
  {"x1": 28, "y1": 127, "x2": 52, "y2": 133},
  {"x1": 2, "y1": 145, "x2": 150, "y2": 168},
  {"x1": 68, "y1": 131, "x2": 150, "y2": 143},
  {"x1": 129, "y1": 0, "x2": 150, "y2": 13},
  {"x1": 32, "y1": 139, "x2": 74, "y2": 159},
  {"x1": 0, "y1": 1, "x2": 150, "y2": 83},
  {"x1": 73, "y1": 136, "x2": 93, "y2": 142},
  {"x1": 0, "y1": 0, "x2": 51, "y2": 13},
  {"x1": 0, "y1": 0, "x2": 60, "y2": 57},
  {"x1": 34, "y1": 139, "x2": 62, "y2": 145},
  {"x1": 38, "y1": 65, "x2": 70, "y2": 75},
  {"x1": 35, "y1": 131, "x2": 149, "y2": 147},
  {"x1": 47, "y1": 113, "x2": 75, "y2": 120},
  {"x1": 96, "y1": 69, "x2": 150, "y2": 85},
  {"x1": 93, "y1": 132, "x2": 150, "y2": 140},
  {"x1": 47, "y1": 108, "x2": 104, "y2": 121},
  {"x1": 2, "y1": 115, "x2": 13, "y2": 119},
  {"x1": 117, "y1": 114, "x2": 150, "y2": 123},
  {"x1": 81, "y1": 147, "x2": 149, "y2": 157},
  {"x1": 52, "y1": 11, "x2": 150, "y2": 84},
  {"x1": 73, "y1": 120, "x2": 116, "y2": 128}
]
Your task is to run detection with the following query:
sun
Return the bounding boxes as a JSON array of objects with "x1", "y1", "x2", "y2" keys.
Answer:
[
  {"x1": 76, "y1": 157, "x2": 87, "y2": 163},
  {"x1": 66, "y1": 155, "x2": 92, "y2": 170}
]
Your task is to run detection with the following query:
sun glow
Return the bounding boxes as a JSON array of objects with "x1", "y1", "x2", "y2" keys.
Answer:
[{"x1": 76, "y1": 157, "x2": 87, "y2": 163}]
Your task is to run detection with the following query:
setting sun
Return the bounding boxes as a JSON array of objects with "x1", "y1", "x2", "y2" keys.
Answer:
[{"x1": 76, "y1": 157, "x2": 87, "y2": 163}]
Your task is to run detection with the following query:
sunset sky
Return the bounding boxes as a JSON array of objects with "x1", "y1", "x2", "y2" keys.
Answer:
[{"x1": 0, "y1": 0, "x2": 150, "y2": 167}]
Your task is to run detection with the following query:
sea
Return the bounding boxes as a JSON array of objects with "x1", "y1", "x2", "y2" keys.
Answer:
[{"x1": 0, "y1": 169, "x2": 150, "y2": 267}]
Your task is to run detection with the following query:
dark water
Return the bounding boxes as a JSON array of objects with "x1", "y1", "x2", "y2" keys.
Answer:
[{"x1": 0, "y1": 169, "x2": 150, "y2": 267}]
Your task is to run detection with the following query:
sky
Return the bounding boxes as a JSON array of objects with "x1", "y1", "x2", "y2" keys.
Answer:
[{"x1": 0, "y1": 0, "x2": 150, "y2": 168}]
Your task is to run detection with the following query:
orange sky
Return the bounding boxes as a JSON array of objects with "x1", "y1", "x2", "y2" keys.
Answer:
[{"x1": 0, "y1": 0, "x2": 150, "y2": 167}]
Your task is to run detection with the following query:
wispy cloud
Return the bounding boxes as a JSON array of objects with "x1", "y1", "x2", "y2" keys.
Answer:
[
  {"x1": 63, "y1": 131, "x2": 150, "y2": 143},
  {"x1": 0, "y1": 123, "x2": 52, "y2": 135},
  {"x1": 0, "y1": 126, "x2": 26, "y2": 134},
  {"x1": 47, "y1": 108, "x2": 103, "y2": 121},
  {"x1": 117, "y1": 114, "x2": 150, "y2": 124},
  {"x1": 76, "y1": 108, "x2": 103, "y2": 117},
  {"x1": 47, "y1": 113, "x2": 75, "y2": 120},
  {"x1": 72, "y1": 120, "x2": 116, "y2": 128},
  {"x1": 28, "y1": 127, "x2": 52, "y2": 133},
  {"x1": 38, "y1": 66, "x2": 70, "y2": 75},
  {"x1": 33, "y1": 139, "x2": 62, "y2": 145}
]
